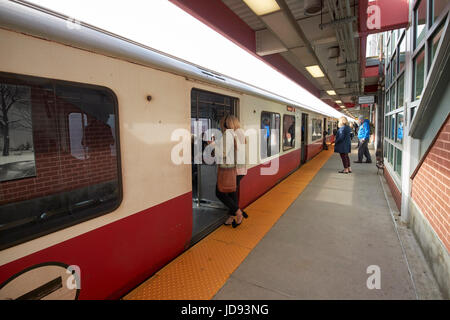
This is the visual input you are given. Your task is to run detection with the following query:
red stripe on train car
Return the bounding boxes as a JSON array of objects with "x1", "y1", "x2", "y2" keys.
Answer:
[
  {"x1": 0, "y1": 192, "x2": 193, "y2": 300},
  {"x1": 306, "y1": 142, "x2": 324, "y2": 162},
  {"x1": 239, "y1": 149, "x2": 301, "y2": 208}
]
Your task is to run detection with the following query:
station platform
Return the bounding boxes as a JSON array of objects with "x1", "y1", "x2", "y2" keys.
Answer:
[{"x1": 123, "y1": 144, "x2": 442, "y2": 300}]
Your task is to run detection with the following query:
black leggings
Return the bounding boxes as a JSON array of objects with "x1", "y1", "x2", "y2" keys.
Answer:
[{"x1": 216, "y1": 175, "x2": 244, "y2": 216}]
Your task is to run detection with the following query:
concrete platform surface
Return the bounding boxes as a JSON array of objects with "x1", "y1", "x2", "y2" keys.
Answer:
[{"x1": 213, "y1": 147, "x2": 441, "y2": 300}]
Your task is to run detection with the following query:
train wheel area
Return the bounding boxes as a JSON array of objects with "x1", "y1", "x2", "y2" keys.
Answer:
[{"x1": 122, "y1": 144, "x2": 441, "y2": 300}]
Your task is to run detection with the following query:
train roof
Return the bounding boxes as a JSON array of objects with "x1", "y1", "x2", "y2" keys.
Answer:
[{"x1": 0, "y1": 0, "x2": 346, "y2": 119}]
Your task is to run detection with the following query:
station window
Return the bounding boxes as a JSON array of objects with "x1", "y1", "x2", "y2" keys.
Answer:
[
  {"x1": 392, "y1": 53, "x2": 397, "y2": 80},
  {"x1": 395, "y1": 149, "x2": 402, "y2": 176},
  {"x1": 390, "y1": 115, "x2": 396, "y2": 140},
  {"x1": 399, "y1": 36, "x2": 406, "y2": 71},
  {"x1": 432, "y1": 0, "x2": 448, "y2": 25},
  {"x1": 0, "y1": 72, "x2": 121, "y2": 250},
  {"x1": 311, "y1": 119, "x2": 323, "y2": 141},
  {"x1": 261, "y1": 111, "x2": 280, "y2": 159},
  {"x1": 413, "y1": 49, "x2": 425, "y2": 101},
  {"x1": 389, "y1": 144, "x2": 394, "y2": 165},
  {"x1": 282, "y1": 115, "x2": 295, "y2": 151},
  {"x1": 390, "y1": 86, "x2": 396, "y2": 112},
  {"x1": 396, "y1": 112, "x2": 404, "y2": 144},
  {"x1": 415, "y1": 0, "x2": 427, "y2": 48},
  {"x1": 397, "y1": 74, "x2": 404, "y2": 109},
  {"x1": 429, "y1": 23, "x2": 444, "y2": 70}
]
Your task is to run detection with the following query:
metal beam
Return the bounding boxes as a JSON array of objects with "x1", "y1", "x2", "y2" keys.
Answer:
[
  {"x1": 275, "y1": 0, "x2": 345, "y2": 102},
  {"x1": 319, "y1": 16, "x2": 357, "y2": 29},
  {"x1": 336, "y1": 60, "x2": 359, "y2": 67}
]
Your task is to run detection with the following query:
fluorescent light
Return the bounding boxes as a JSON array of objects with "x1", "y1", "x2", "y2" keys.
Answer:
[
  {"x1": 327, "y1": 90, "x2": 337, "y2": 96},
  {"x1": 305, "y1": 65, "x2": 325, "y2": 78},
  {"x1": 243, "y1": 0, "x2": 280, "y2": 16},
  {"x1": 335, "y1": 100, "x2": 342, "y2": 104}
]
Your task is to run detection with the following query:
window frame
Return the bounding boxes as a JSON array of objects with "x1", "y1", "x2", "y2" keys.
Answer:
[
  {"x1": 0, "y1": 71, "x2": 123, "y2": 251},
  {"x1": 260, "y1": 111, "x2": 281, "y2": 160},
  {"x1": 311, "y1": 118, "x2": 323, "y2": 142},
  {"x1": 282, "y1": 114, "x2": 296, "y2": 152}
]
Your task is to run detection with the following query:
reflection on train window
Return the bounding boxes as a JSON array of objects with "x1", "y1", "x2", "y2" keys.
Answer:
[
  {"x1": 0, "y1": 72, "x2": 121, "y2": 250},
  {"x1": 311, "y1": 119, "x2": 323, "y2": 141},
  {"x1": 261, "y1": 111, "x2": 280, "y2": 159},
  {"x1": 282, "y1": 115, "x2": 295, "y2": 151}
]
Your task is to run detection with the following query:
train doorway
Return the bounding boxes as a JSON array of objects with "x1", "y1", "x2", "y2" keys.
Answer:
[
  {"x1": 301, "y1": 113, "x2": 308, "y2": 164},
  {"x1": 190, "y1": 88, "x2": 238, "y2": 245}
]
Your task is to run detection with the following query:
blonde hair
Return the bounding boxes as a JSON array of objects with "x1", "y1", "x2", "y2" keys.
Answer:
[
  {"x1": 220, "y1": 114, "x2": 241, "y2": 131},
  {"x1": 338, "y1": 116, "x2": 348, "y2": 128}
]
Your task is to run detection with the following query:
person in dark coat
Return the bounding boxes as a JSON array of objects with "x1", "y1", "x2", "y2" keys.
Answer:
[{"x1": 334, "y1": 116, "x2": 352, "y2": 174}]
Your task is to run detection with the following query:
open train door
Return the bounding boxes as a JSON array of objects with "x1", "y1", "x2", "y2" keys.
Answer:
[
  {"x1": 190, "y1": 88, "x2": 238, "y2": 245},
  {"x1": 301, "y1": 113, "x2": 308, "y2": 164}
]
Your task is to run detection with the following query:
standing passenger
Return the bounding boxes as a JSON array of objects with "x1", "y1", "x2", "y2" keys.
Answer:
[
  {"x1": 354, "y1": 116, "x2": 372, "y2": 163},
  {"x1": 334, "y1": 116, "x2": 352, "y2": 174},
  {"x1": 216, "y1": 115, "x2": 248, "y2": 228}
]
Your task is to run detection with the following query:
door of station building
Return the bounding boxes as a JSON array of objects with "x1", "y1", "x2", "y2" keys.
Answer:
[{"x1": 190, "y1": 88, "x2": 238, "y2": 244}]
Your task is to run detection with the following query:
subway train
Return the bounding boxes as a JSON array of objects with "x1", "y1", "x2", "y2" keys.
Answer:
[{"x1": 0, "y1": 1, "x2": 340, "y2": 299}]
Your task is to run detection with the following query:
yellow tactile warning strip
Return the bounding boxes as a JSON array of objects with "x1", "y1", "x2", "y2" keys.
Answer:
[{"x1": 123, "y1": 147, "x2": 334, "y2": 300}]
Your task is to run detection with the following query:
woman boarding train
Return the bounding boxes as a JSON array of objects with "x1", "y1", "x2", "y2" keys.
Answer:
[{"x1": 215, "y1": 115, "x2": 248, "y2": 228}]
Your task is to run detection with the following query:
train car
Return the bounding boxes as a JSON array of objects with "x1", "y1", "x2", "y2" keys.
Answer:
[{"x1": 0, "y1": 1, "x2": 340, "y2": 300}]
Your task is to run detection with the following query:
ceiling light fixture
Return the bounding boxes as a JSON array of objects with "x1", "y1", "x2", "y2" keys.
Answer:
[
  {"x1": 243, "y1": 0, "x2": 280, "y2": 16},
  {"x1": 327, "y1": 90, "x2": 337, "y2": 96},
  {"x1": 305, "y1": 65, "x2": 325, "y2": 78}
]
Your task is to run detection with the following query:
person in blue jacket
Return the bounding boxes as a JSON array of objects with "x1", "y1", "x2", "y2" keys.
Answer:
[
  {"x1": 334, "y1": 116, "x2": 352, "y2": 174},
  {"x1": 354, "y1": 116, "x2": 372, "y2": 163}
]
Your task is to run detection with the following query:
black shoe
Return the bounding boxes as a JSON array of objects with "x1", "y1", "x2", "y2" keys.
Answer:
[
  {"x1": 365, "y1": 160, "x2": 372, "y2": 163},
  {"x1": 242, "y1": 211, "x2": 248, "y2": 219},
  {"x1": 232, "y1": 219, "x2": 242, "y2": 228},
  {"x1": 354, "y1": 160, "x2": 363, "y2": 163},
  {"x1": 338, "y1": 170, "x2": 348, "y2": 174}
]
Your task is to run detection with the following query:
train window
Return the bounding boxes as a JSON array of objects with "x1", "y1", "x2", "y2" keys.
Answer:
[
  {"x1": 311, "y1": 119, "x2": 323, "y2": 141},
  {"x1": 260, "y1": 111, "x2": 280, "y2": 159},
  {"x1": 282, "y1": 115, "x2": 295, "y2": 151},
  {"x1": 0, "y1": 72, "x2": 121, "y2": 250}
]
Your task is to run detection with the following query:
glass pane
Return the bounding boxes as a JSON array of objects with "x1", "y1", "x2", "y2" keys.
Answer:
[
  {"x1": 388, "y1": 143, "x2": 394, "y2": 165},
  {"x1": 432, "y1": 0, "x2": 448, "y2": 25},
  {"x1": 413, "y1": 49, "x2": 425, "y2": 100},
  {"x1": 415, "y1": 0, "x2": 427, "y2": 48},
  {"x1": 261, "y1": 112, "x2": 280, "y2": 158},
  {"x1": 386, "y1": 90, "x2": 390, "y2": 111},
  {"x1": 392, "y1": 53, "x2": 397, "y2": 80},
  {"x1": 386, "y1": 65, "x2": 390, "y2": 87},
  {"x1": 390, "y1": 86, "x2": 396, "y2": 111},
  {"x1": 395, "y1": 148, "x2": 402, "y2": 176},
  {"x1": 0, "y1": 75, "x2": 121, "y2": 249},
  {"x1": 283, "y1": 114, "x2": 295, "y2": 151},
  {"x1": 397, "y1": 74, "x2": 404, "y2": 108},
  {"x1": 384, "y1": 116, "x2": 389, "y2": 137},
  {"x1": 311, "y1": 119, "x2": 323, "y2": 141},
  {"x1": 396, "y1": 112, "x2": 404, "y2": 144},
  {"x1": 261, "y1": 112, "x2": 271, "y2": 158},
  {"x1": 429, "y1": 23, "x2": 444, "y2": 70},
  {"x1": 399, "y1": 36, "x2": 406, "y2": 71},
  {"x1": 391, "y1": 114, "x2": 396, "y2": 140}
]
